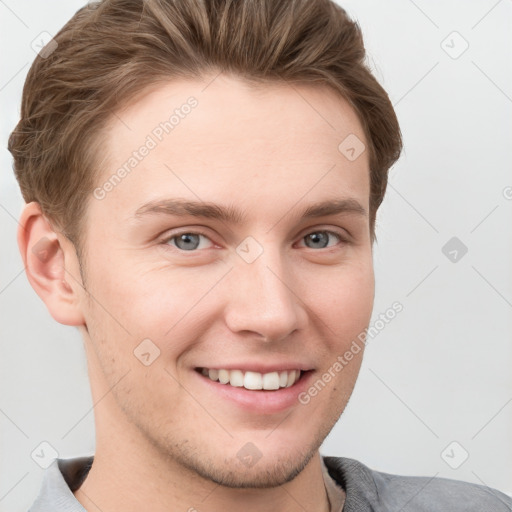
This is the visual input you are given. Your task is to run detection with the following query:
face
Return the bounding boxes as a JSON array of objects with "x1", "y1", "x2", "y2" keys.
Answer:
[{"x1": 76, "y1": 74, "x2": 374, "y2": 488}]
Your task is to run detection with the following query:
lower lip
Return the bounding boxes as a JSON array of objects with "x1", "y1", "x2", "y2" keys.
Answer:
[{"x1": 194, "y1": 370, "x2": 314, "y2": 414}]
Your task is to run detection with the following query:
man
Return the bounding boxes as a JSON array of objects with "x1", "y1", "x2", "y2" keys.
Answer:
[{"x1": 8, "y1": 0, "x2": 511, "y2": 511}]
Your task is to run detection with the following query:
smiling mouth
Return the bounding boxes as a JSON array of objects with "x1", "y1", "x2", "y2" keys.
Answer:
[{"x1": 196, "y1": 368, "x2": 304, "y2": 391}]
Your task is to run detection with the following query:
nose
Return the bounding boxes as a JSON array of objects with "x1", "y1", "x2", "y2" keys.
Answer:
[{"x1": 223, "y1": 247, "x2": 307, "y2": 342}]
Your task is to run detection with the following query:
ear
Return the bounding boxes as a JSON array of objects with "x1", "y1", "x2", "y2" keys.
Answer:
[{"x1": 17, "y1": 202, "x2": 86, "y2": 326}]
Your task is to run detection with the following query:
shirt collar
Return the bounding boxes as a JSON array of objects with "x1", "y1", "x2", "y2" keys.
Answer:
[{"x1": 29, "y1": 457, "x2": 92, "y2": 512}]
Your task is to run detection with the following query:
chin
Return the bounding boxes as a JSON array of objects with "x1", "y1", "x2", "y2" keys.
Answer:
[{"x1": 178, "y1": 448, "x2": 317, "y2": 489}]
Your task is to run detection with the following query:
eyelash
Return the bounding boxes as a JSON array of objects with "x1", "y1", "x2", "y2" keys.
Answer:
[{"x1": 160, "y1": 229, "x2": 348, "y2": 252}]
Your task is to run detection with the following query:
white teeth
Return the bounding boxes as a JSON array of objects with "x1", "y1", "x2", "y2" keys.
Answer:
[
  {"x1": 229, "y1": 370, "x2": 244, "y2": 387},
  {"x1": 286, "y1": 370, "x2": 297, "y2": 388},
  {"x1": 201, "y1": 368, "x2": 302, "y2": 390},
  {"x1": 218, "y1": 369, "x2": 230, "y2": 384},
  {"x1": 244, "y1": 371, "x2": 263, "y2": 390},
  {"x1": 262, "y1": 372, "x2": 280, "y2": 390}
]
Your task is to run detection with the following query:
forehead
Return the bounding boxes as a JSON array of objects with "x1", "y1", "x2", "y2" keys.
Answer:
[{"x1": 93, "y1": 74, "x2": 370, "y2": 223}]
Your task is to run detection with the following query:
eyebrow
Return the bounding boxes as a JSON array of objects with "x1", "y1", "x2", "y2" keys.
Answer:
[{"x1": 133, "y1": 197, "x2": 367, "y2": 223}]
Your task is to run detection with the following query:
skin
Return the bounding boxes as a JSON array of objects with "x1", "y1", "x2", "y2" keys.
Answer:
[{"x1": 18, "y1": 73, "x2": 374, "y2": 512}]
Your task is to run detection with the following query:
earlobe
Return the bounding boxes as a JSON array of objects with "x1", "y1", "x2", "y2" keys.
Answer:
[{"x1": 17, "y1": 202, "x2": 86, "y2": 326}]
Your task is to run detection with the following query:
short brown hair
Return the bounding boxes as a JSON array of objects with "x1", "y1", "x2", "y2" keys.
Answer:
[{"x1": 8, "y1": 0, "x2": 402, "y2": 256}]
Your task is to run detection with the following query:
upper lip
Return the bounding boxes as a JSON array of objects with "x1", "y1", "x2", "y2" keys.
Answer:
[{"x1": 195, "y1": 363, "x2": 313, "y2": 373}]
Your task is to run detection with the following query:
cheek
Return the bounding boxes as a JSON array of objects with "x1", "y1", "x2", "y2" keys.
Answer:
[
  {"x1": 308, "y1": 259, "x2": 375, "y2": 340},
  {"x1": 84, "y1": 256, "x2": 228, "y2": 353}
]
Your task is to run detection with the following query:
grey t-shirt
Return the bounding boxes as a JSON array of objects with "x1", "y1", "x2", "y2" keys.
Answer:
[{"x1": 28, "y1": 455, "x2": 512, "y2": 511}]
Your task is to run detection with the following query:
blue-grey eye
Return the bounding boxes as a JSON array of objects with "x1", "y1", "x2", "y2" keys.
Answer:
[
  {"x1": 304, "y1": 231, "x2": 338, "y2": 249},
  {"x1": 173, "y1": 233, "x2": 202, "y2": 251}
]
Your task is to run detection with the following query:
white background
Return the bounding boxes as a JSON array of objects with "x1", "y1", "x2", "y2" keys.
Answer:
[{"x1": 1, "y1": 1, "x2": 511, "y2": 510}]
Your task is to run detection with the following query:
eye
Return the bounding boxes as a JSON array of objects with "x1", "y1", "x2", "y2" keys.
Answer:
[
  {"x1": 299, "y1": 230, "x2": 343, "y2": 249},
  {"x1": 161, "y1": 229, "x2": 346, "y2": 253},
  {"x1": 163, "y1": 232, "x2": 214, "y2": 251}
]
